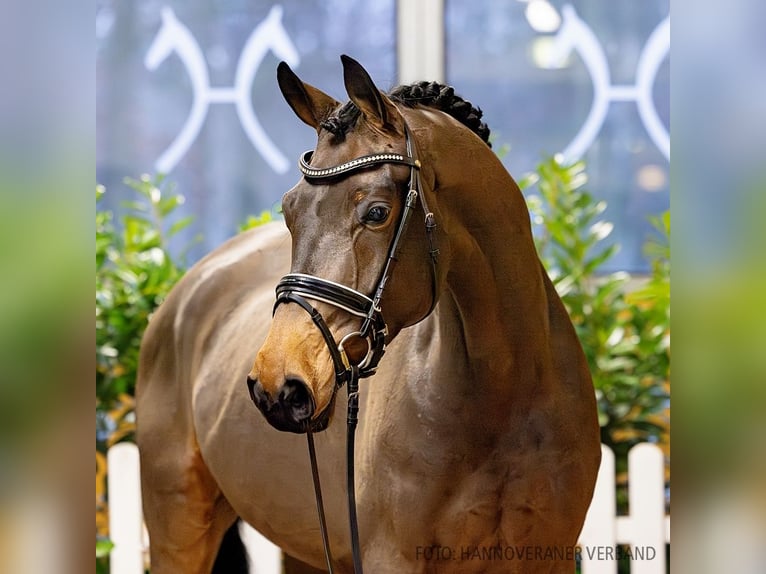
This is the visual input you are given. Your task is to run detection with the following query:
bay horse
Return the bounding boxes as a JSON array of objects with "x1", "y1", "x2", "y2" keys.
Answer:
[{"x1": 136, "y1": 55, "x2": 601, "y2": 573}]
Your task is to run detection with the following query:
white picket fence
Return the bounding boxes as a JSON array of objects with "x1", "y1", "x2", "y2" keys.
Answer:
[{"x1": 107, "y1": 443, "x2": 669, "y2": 574}]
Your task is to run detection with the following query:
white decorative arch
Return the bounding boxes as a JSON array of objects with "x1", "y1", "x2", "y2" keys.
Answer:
[
  {"x1": 546, "y1": 5, "x2": 670, "y2": 162},
  {"x1": 145, "y1": 5, "x2": 300, "y2": 174}
]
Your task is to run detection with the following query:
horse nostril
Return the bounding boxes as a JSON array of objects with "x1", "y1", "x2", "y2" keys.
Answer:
[
  {"x1": 246, "y1": 375, "x2": 267, "y2": 407},
  {"x1": 278, "y1": 378, "x2": 314, "y2": 421},
  {"x1": 247, "y1": 375, "x2": 315, "y2": 431}
]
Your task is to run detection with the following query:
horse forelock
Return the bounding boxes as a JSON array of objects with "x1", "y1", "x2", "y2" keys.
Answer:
[
  {"x1": 318, "y1": 83, "x2": 491, "y2": 146},
  {"x1": 319, "y1": 100, "x2": 361, "y2": 140}
]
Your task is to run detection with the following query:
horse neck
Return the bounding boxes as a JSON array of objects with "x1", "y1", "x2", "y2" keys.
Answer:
[{"x1": 410, "y1": 110, "x2": 553, "y2": 415}]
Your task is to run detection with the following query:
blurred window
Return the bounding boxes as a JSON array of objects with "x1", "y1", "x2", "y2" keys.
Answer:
[
  {"x1": 97, "y1": 0, "x2": 668, "y2": 272},
  {"x1": 446, "y1": 0, "x2": 669, "y2": 272},
  {"x1": 96, "y1": 0, "x2": 396, "y2": 258}
]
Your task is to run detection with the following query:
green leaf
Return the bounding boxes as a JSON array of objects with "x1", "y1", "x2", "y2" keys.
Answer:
[
  {"x1": 168, "y1": 215, "x2": 195, "y2": 237},
  {"x1": 120, "y1": 200, "x2": 150, "y2": 212},
  {"x1": 519, "y1": 172, "x2": 539, "y2": 190},
  {"x1": 583, "y1": 244, "x2": 619, "y2": 275},
  {"x1": 158, "y1": 194, "x2": 185, "y2": 217},
  {"x1": 96, "y1": 538, "x2": 114, "y2": 558},
  {"x1": 238, "y1": 210, "x2": 275, "y2": 232}
]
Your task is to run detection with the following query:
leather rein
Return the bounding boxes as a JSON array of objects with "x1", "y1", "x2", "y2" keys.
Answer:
[{"x1": 269, "y1": 123, "x2": 438, "y2": 573}]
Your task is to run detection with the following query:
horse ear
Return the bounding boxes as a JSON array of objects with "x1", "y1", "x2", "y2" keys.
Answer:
[
  {"x1": 277, "y1": 62, "x2": 339, "y2": 131},
  {"x1": 341, "y1": 54, "x2": 397, "y2": 130}
]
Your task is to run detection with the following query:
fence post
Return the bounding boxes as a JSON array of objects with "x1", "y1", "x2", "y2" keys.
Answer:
[
  {"x1": 579, "y1": 444, "x2": 617, "y2": 574},
  {"x1": 628, "y1": 443, "x2": 666, "y2": 574},
  {"x1": 240, "y1": 523, "x2": 282, "y2": 574},
  {"x1": 107, "y1": 443, "x2": 145, "y2": 574}
]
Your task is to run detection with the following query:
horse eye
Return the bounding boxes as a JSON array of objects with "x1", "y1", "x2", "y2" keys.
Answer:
[{"x1": 365, "y1": 205, "x2": 390, "y2": 224}]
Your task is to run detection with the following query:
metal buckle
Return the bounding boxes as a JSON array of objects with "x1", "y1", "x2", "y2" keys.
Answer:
[{"x1": 338, "y1": 331, "x2": 373, "y2": 371}]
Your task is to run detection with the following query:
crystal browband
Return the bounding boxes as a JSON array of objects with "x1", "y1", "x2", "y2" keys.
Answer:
[{"x1": 299, "y1": 150, "x2": 420, "y2": 180}]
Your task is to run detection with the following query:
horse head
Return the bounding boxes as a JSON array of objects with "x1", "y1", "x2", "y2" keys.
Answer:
[
  {"x1": 247, "y1": 56, "x2": 440, "y2": 433},
  {"x1": 545, "y1": 4, "x2": 580, "y2": 69},
  {"x1": 260, "y1": 5, "x2": 300, "y2": 69},
  {"x1": 144, "y1": 7, "x2": 181, "y2": 70}
]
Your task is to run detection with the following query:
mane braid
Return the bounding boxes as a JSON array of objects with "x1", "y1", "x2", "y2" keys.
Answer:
[
  {"x1": 389, "y1": 82, "x2": 491, "y2": 147},
  {"x1": 319, "y1": 82, "x2": 491, "y2": 147}
]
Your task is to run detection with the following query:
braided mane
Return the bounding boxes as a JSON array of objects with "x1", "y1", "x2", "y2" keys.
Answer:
[{"x1": 320, "y1": 82, "x2": 492, "y2": 148}]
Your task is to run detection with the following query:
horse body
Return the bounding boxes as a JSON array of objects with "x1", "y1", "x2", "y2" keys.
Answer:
[{"x1": 137, "y1": 57, "x2": 600, "y2": 573}]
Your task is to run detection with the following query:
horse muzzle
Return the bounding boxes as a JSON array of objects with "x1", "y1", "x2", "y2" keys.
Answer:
[{"x1": 247, "y1": 374, "x2": 336, "y2": 433}]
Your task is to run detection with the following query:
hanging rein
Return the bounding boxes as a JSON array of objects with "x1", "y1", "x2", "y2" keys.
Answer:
[{"x1": 248, "y1": 122, "x2": 437, "y2": 573}]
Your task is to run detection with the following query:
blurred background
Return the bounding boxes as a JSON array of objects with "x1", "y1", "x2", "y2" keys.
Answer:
[{"x1": 96, "y1": 0, "x2": 669, "y2": 273}]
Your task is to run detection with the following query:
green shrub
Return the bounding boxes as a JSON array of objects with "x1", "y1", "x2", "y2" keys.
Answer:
[
  {"x1": 96, "y1": 175, "x2": 195, "y2": 570},
  {"x1": 96, "y1": 175, "x2": 196, "y2": 414}
]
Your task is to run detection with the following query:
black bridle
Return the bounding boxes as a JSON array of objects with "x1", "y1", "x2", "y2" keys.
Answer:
[
  {"x1": 275, "y1": 124, "x2": 437, "y2": 387},
  {"x1": 263, "y1": 123, "x2": 438, "y2": 573}
]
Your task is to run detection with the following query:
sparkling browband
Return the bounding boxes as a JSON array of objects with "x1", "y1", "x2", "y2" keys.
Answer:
[{"x1": 299, "y1": 150, "x2": 420, "y2": 179}]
